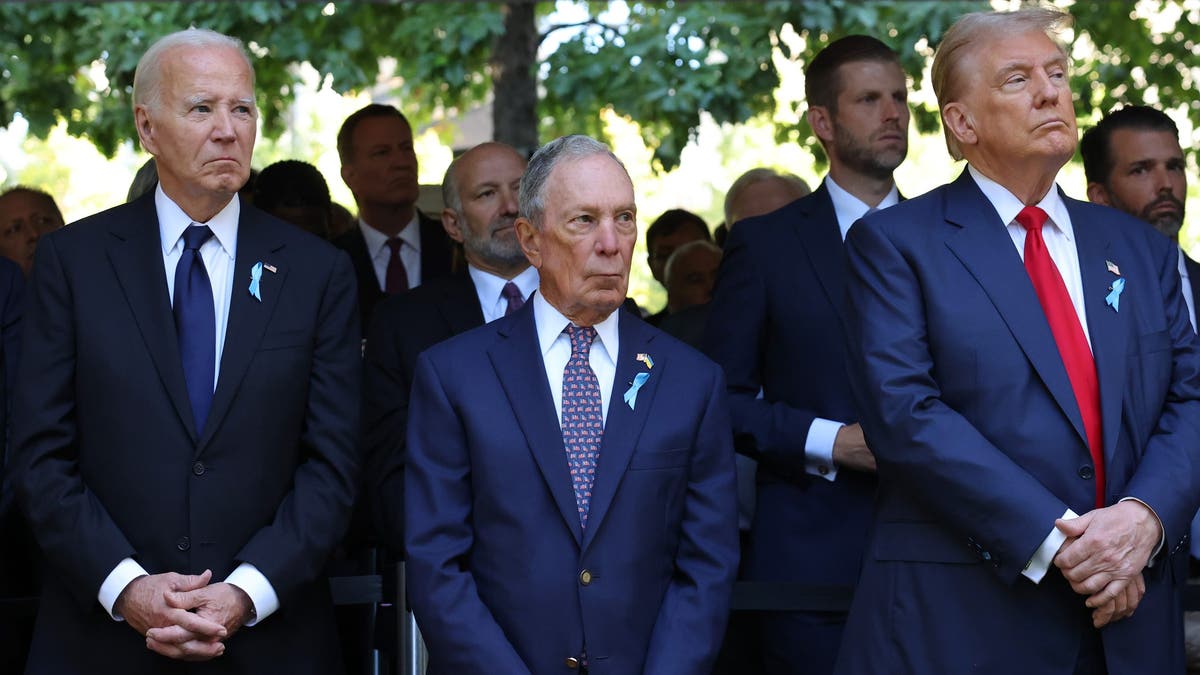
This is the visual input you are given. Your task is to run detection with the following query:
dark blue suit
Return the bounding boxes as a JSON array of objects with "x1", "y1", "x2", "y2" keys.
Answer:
[
  {"x1": 405, "y1": 302, "x2": 738, "y2": 674},
  {"x1": 12, "y1": 195, "x2": 362, "y2": 674},
  {"x1": 704, "y1": 184, "x2": 875, "y2": 672},
  {"x1": 839, "y1": 170, "x2": 1200, "y2": 674}
]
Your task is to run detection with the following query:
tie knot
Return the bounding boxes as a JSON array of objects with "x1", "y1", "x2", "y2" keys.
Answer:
[
  {"x1": 181, "y1": 225, "x2": 213, "y2": 252},
  {"x1": 501, "y1": 281, "x2": 523, "y2": 301},
  {"x1": 385, "y1": 238, "x2": 403, "y2": 255},
  {"x1": 1016, "y1": 205, "x2": 1049, "y2": 233},
  {"x1": 565, "y1": 324, "x2": 597, "y2": 357}
]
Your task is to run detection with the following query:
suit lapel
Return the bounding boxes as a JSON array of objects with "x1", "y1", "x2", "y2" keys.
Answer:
[
  {"x1": 943, "y1": 172, "x2": 1088, "y2": 447},
  {"x1": 1186, "y1": 257, "x2": 1200, "y2": 330},
  {"x1": 794, "y1": 186, "x2": 848, "y2": 326},
  {"x1": 439, "y1": 273, "x2": 485, "y2": 334},
  {"x1": 107, "y1": 196, "x2": 198, "y2": 439},
  {"x1": 581, "y1": 311, "x2": 659, "y2": 551},
  {"x1": 488, "y1": 303, "x2": 583, "y2": 545},
  {"x1": 197, "y1": 211, "x2": 287, "y2": 454},
  {"x1": 1069, "y1": 198, "x2": 1129, "y2": 468}
]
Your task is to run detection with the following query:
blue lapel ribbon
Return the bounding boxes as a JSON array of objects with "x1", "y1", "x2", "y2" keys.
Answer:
[
  {"x1": 623, "y1": 371, "x2": 650, "y2": 410},
  {"x1": 1105, "y1": 277, "x2": 1125, "y2": 312},
  {"x1": 249, "y1": 262, "x2": 263, "y2": 302}
]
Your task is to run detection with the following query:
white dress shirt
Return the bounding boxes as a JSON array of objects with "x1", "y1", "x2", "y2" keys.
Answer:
[
  {"x1": 533, "y1": 292, "x2": 619, "y2": 425},
  {"x1": 803, "y1": 175, "x2": 901, "y2": 481},
  {"x1": 360, "y1": 214, "x2": 421, "y2": 290},
  {"x1": 97, "y1": 187, "x2": 279, "y2": 625},
  {"x1": 469, "y1": 265, "x2": 540, "y2": 324}
]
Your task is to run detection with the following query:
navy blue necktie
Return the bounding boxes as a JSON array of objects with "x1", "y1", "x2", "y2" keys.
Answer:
[{"x1": 174, "y1": 225, "x2": 216, "y2": 432}]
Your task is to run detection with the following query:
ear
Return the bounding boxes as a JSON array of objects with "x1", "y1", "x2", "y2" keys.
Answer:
[
  {"x1": 441, "y1": 208, "x2": 465, "y2": 243},
  {"x1": 1086, "y1": 182, "x2": 1112, "y2": 207},
  {"x1": 515, "y1": 217, "x2": 541, "y2": 268},
  {"x1": 941, "y1": 102, "x2": 977, "y2": 148},
  {"x1": 340, "y1": 162, "x2": 355, "y2": 190},
  {"x1": 134, "y1": 105, "x2": 159, "y2": 156},
  {"x1": 807, "y1": 106, "x2": 835, "y2": 144}
]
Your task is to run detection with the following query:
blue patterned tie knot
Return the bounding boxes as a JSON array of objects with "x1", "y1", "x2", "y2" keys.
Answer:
[{"x1": 561, "y1": 324, "x2": 601, "y2": 527}]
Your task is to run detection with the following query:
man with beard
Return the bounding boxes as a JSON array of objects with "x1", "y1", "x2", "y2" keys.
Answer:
[
  {"x1": 365, "y1": 142, "x2": 535, "y2": 551},
  {"x1": 703, "y1": 35, "x2": 909, "y2": 675},
  {"x1": 335, "y1": 104, "x2": 454, "y2": 333},
  {"x1": 1080, "y1": 106, "x2": 1200, "y2": 651}
]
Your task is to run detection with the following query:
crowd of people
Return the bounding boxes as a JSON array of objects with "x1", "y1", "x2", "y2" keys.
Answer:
[{"x1": 1, "y1": 5, "x2": 1199, "y2": 675}]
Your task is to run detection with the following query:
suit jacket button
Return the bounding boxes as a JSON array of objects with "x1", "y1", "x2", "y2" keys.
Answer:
[
  {"x1": 565, "y1": 657, "x2": 580, "y2": 669},
  {"x1": 1078, "y1": 465, "x2": 1094, "y2": 480},
  {"x1": 579, "y1": 570, "x2": 593, "y2": 586},
  {"x1": 192, "y1": 461, "x2": 206, "y2": 476},
  {"x1": 177, "y1": 536, "x2": 190, "y2": 552}
]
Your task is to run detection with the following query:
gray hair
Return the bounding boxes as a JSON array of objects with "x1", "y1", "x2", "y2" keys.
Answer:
[
  {"x1": 133, "y1": 28, "x2": 254, "y2": 111},
  {"x1": 932, "y1": 8, "x2": 1072, "y2": 161},
  {"x1": 664, "y1": 239, "x2": 722, "y2": 287},
  {"x1": 518, "y1": 135, "x2": 629, "y2": 228},
  {"x1": 723, "y1": 168, "x2": 811, "y2": 225}
]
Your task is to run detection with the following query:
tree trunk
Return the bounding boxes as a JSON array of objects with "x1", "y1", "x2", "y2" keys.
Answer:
[{"x1": 491, "y1": 1, "x2": 539, "y2": 156}]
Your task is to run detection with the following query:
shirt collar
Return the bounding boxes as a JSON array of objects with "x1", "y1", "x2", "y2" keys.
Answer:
[
  {"x1": 824, "y1": 175, "x2": 900, "y2": 238},
  {"x1": 1180, "y1": 246, "x2": 1190, "y2": 280},
  {"x1": 533, "y1": 291, "x2": 619, "y2": 365},
  {"x1": 968, "y1": 165, "x2": 1073, "y2": 239},
  {"x1": 468, "y1": 264, "x2": 539, "y2": 304},
  {"x1": 156, "y1": 184, "x2": 238, "y2": 260},
  {"x1": 359, "y1": 212, "x2": 422, "y2": 257}
]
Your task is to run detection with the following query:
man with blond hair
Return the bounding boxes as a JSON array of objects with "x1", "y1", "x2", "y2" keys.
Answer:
[{"x1": 839, "y1": 9, "x2": 1200, "y2": 674}]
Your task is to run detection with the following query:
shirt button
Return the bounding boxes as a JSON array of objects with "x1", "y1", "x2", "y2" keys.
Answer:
[
  {"x1": 579, "y1": 570, "x2": 593, "y2": 586},
  {"x1": 1078, "y1": 465, "x2": 1094, "y2": 480},
  {"x1": 177, "y1": 536, "x2": 191, "y2": 552},
  {"x1": 192, "y1": 461, "x2": 206, "y2": 476}
]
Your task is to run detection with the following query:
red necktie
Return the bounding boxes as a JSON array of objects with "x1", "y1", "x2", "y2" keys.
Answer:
[
  {"x1": 1017, "y1": 205, "x2": 1104, "y2": 508},
  {"x1": 384, "y1": 238, "x2": 408, "y2": 294}
]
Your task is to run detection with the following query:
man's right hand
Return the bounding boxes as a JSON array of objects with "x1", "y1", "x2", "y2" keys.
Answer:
[
  {"x1": 832, "y1": 423, "x2": 876, "y2": 473},
  {"x1": 114, "y1": 570, "x2": 228, "y2": 661}
]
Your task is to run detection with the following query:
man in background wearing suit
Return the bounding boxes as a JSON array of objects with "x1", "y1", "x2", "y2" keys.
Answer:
[
  {"x1": 703, "y1": 35, "x2": 908, "y2": 675},
  {"x1": 335, "y1": 103, "x2": 453, "y2": 332},
  {"x1": 12, "y1": 29, "x2": 360, "y2": 672},
  {"x1": 365, "y1": 141, "x2": 533, "y2": 550},
  {"x1": 405, "y1": 134, "x2": 738, "y2": 674},
  {"x1": 840, "y1": 9, "x2": 1200, "y2": 673}
]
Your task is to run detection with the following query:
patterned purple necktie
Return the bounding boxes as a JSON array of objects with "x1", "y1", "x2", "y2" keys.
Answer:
[
  {"x1": 501, "y1": 281, "x2": 525, "y2": 316},
  {"x1": 561, "y1": 324, "x2": 602, "y2": 527}
]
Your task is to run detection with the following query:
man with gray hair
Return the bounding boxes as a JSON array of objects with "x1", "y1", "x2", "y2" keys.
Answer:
[
  {"x1": 723, "y1": 167, "x2": 812, "y2": 230},
  {"x1": 13, "y1": 28, "x2": 360, "y2": 672},
  {"x1": 405, "y1": 134, "x2": 738, "y2": 674},
  {"x1": 840, "y1": 8, "x2": 1200, "y2": 673}
]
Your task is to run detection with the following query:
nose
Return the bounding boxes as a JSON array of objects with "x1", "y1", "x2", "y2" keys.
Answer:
[
  {"x1": 594, "y1": 218, "x2": 621, "y2": 256},
  {"x1": 211, "y1": 108, "x2": 236, "y2": 142},
  {"x1": 1032, "y1": 69, "x2": 1061, "y2": 108},
  {"x1": 500, "y1": 187, "x2": 519, "y2": 216}
]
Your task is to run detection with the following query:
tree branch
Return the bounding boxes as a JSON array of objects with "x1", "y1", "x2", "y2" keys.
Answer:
[{"x1": 538, "y1": 19, "x2": 620, "y2": 48}]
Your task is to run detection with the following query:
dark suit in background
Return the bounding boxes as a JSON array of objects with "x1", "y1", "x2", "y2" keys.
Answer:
[
  {"x1": 333, "y1": 212, "x2": 454, "y2": 335},
  {"x1": 0, "y1": 258, "x2": 27, "y2": 673},
  {"x1": 13, "y1": 195, "x2": 361, "y2": 673}
]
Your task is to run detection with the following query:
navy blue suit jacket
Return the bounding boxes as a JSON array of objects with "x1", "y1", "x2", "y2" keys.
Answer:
[
  {"x1": 405, "y1": 302, "x2": 739, "y2": 675},
  {"x1": 704, "y1": 183, "x2": 874, "y2": 587},
  {"x1": 12, "y1": 195, "x2": 362, "y2": 674},
  {"x1": 839, "y1": 170, "x2": 1200, "y2": 674}
]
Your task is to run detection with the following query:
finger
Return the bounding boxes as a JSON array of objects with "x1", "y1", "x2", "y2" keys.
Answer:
[
  {"x1": 164, "y1": 587, "x2": 208, "y2": 612},
  {"x1": 146, "y1": 637, "x2": 225, "y2": 661},
  {"x1": 1085, "y1": 576, "x2": 1127, "y2": 608},
  {"x1": 1092, "y1": 601, "x2": 1115, "y2": 629},
  {"x1": 163, "y1": 607, "x2": 227, "y2": 639},
  {"x1": 1055, "y1": 513, "x2": 1090, "y2": 539},
  {"x1": 145, "y1": 625, "x2": 217, "y2": 645},
  {"x1": 169, "y1": 569, "x2": 212, "y2": 593}
]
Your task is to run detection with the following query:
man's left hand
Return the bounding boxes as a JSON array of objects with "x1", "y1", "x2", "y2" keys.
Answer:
[
  {"x1": 1053, "y1": 500, "x2": 1160, "y2": 601},
  {"x1": 145, "y1": 583, "x2": 254, "y2": 657}
]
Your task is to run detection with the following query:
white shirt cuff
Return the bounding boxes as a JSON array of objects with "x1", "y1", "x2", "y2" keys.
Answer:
[
  {"x1": 225, "y1": 562, "x2": 280, "y2": 626},
  {"x1": 1118, "y1": 496, "x2": 1165, "y2": 564},
  {"x1": 804, "y1": 418, "x2": 843, "y2": 482},
  {"x1": 1023, "y1": 508, "x2": 1078, "y2": 584},
  {"x1": 98, "y1": 557, "x2": 149, "y2": 621}
]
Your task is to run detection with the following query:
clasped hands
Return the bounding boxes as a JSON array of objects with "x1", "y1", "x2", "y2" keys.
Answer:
[
  {"x1": 1052, "y1": 500, "x2": 1160, "y2": 629},
  {"x1": 113, "y1": 569, "x2": 253, "y2": 661}
]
